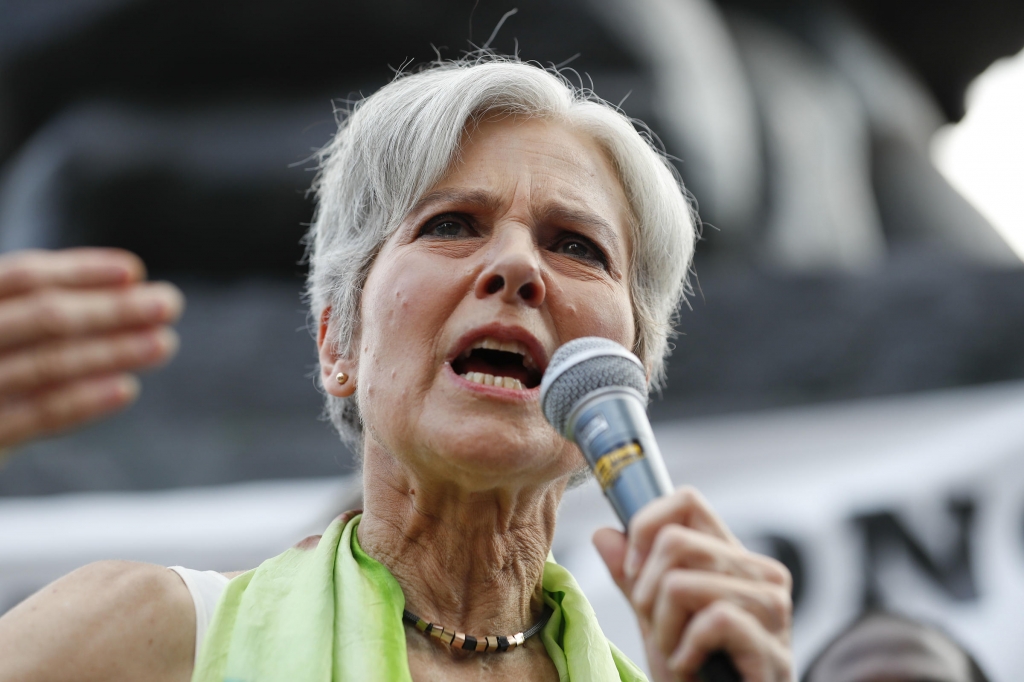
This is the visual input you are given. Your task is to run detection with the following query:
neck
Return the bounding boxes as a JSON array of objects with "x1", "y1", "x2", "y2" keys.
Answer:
[{"x1": 357, "y1": 439, "x2": 566, "y2": 638}]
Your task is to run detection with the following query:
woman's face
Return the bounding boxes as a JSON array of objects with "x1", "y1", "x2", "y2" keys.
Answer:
[{"x1": 336, "y1": 116, "x2": 635, "y2": 490}]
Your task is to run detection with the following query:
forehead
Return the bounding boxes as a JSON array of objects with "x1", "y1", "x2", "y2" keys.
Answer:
[{"x1": 431, "y1": 116, "x2": 632, "y2": 238}]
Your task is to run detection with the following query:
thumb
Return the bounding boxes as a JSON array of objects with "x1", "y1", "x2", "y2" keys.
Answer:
[{"x1": 593, "y1": 526, "x2": 630, "y2": 595}]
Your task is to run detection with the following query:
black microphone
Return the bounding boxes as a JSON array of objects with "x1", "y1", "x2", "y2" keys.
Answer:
[{"x1": 540, "y1": 337, "x2": 741, "y2": 682}]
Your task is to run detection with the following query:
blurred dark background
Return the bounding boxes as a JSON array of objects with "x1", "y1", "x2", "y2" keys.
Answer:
[{"x1": 1, "y1": 0, "x2": 1023, "y2": 495}]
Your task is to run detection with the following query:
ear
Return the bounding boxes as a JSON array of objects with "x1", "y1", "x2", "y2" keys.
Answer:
[{"x1": 317, "y1": 307, "x2": 357, "y2": 398}]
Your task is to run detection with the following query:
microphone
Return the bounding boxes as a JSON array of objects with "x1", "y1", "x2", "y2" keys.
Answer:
[
  {"x1": 540, "y1": 336, "x2": 671, "y2": 526},
  {"x1": 540, "y1": 337, "x2": 741, "y2": 682}
]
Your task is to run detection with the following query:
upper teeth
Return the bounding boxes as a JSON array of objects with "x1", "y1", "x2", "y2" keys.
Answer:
[
  {"x1": 462, "y1": 372, "x2": 525, "y2": 390},
  {"x1": 462, "y1": 337, "x2": 537, "y2": 370}
]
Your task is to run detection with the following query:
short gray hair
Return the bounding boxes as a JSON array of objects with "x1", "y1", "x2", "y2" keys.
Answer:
[{"x1": 306, "y1": 57, "x2": 697, "y2": 447}]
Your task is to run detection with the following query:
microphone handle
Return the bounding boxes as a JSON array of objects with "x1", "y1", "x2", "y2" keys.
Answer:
[
  {"x1": 698, "y1": 652, "x2": 742, "y2": 682},
  {"x1": 569, "y1": 390, "x2": 742, "y2": 682}
]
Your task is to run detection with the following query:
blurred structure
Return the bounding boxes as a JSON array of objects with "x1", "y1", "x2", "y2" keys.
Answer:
[
  {"x1": 1, "y1": 0, "x2": 1022, "y2": 493},
  {"x1": 2, "y1": 1, "x2": 1024, "y2": 677},
  {"x1": 934, "y1": 46, "x2": 1024, "y2": 259}
]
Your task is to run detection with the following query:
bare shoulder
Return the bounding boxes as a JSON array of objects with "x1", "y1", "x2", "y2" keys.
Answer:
[{"x1": 0, "y1": 560, "x2": 195, "y2": 682}]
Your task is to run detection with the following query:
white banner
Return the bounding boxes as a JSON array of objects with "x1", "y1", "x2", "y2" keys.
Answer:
[
  {"x1": 555, "y1": 380, "x2": 1024, "y2": 681},
  {"x1": 1, "y1": 380, "x2": 1021, "y2": 680}
]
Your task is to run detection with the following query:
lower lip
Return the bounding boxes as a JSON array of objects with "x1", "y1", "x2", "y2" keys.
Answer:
[{"x1": 444, "y1": 363, "x2": 540, "y2": 402}]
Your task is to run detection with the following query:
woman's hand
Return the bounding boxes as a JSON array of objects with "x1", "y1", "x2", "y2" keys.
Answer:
[
  {"x1": 0, "y1": 248, "x2": 183, "y2": 454},
  {"x1": 593, "y1": 486, "x2": 793, "y2": 682}
]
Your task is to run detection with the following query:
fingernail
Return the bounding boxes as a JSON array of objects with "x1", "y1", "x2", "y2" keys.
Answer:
[
  {"x1": 159, "y1": 328, "x2": 180, "y2": 357},
  {"x1": 132, "y1": 329, "x2": 179, "y2": 368},
  {"x1": 141, "y1": 284, "x2": 184, "y2": 320},
  {"x1": 625, "y1": 546, "x2": 641, "y2": 580},
  {"x1": 121, "y1": 374, "x2": 140, "y2": 398},
  {"x1": 158, "y1": 285, "x2": 186, "y2": 320},
  {"x1": 148, "y1": 297, "x2": 168, "y2": 318},
  {"x1": 104, "y1": 264, "x2": 133, "y2": 284},
  {"x1": 106, "y1": 375, "x2": 140, "y2": 404}
]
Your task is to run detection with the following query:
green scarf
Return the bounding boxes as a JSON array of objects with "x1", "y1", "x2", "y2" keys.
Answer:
[{"x1": 193, "y1": 513, "x2": 647, "y2": 681}]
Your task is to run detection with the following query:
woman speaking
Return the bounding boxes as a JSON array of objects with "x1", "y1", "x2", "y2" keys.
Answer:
[{"x1": 0, "y1": 58, "x2": 792, "y2": 681}]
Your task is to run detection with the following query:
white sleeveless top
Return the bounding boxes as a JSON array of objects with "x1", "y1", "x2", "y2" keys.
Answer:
[{"x1": 168, "y1": 566, "x2": 231, "y2": 663}]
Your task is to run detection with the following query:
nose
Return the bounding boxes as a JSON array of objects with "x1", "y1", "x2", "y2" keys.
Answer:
[{"x1": 474, "y1": 226, "x2": 546, "y2": 308}]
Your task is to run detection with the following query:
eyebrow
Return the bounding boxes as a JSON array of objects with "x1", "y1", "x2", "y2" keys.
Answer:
[
  {"x1": 410, "y1": 188, "x2": 624, "y2": 253},
  {"x1": 409, "y1": 188, "x2": 503, "y2": 216},
  {"x1": 541, "y1": 205, "x2": 623, "y2": 253}
]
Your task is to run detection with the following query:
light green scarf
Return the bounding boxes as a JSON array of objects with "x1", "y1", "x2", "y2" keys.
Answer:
[{"x1": 193, "y1": 513, "x2": 647, "y2": 681}]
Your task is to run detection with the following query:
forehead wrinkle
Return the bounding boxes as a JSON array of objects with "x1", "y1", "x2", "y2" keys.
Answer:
[{"x1": 408, "y1": 187, "x2": 504, "y2": 217}]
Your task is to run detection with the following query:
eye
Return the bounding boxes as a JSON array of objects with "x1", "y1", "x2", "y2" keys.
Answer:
[
  {"x1": 419, "y1": 214, "x2": 474, "y2": 239},
  {"x1": 553, "y1": 235, "x2": 608, "y2": 268}
]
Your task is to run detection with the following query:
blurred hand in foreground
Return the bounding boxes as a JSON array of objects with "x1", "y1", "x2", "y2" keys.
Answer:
[{"x1": 0, "y1": 248, "x2": 183, "y2": 454}]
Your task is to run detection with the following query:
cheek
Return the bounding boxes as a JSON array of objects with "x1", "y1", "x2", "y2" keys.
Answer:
[
  {"x1": 358, "y1": 252, "x2": 467, "y2": 385},
  {"x1": 558, "y1": 284, "x2": 635, "y2": 349}
]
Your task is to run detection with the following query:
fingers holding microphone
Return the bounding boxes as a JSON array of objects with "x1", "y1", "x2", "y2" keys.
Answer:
[
  {"x1": 540, "y1": 338, "x2": 793, "y2": 680},
  {"x1": 593, "y1": 486, "x2": 794, "y2": 682},
  {"x1": 0, "y1": 248, "x2": 184, "y2": 452}
]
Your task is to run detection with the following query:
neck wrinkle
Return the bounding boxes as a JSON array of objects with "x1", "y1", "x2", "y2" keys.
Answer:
[{"x1": 356, "y1": 439, "x2": 565, "y2": 637}]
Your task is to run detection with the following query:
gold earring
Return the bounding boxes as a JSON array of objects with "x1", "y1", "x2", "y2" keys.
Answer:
[{"x1": 336, "y1": 372, "x2": 349, "y2": 386}]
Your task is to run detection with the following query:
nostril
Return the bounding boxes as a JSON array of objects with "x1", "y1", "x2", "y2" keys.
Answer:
[
  {"x1": 519, "y1": 282, "x2": 537, "y2": 301},
  {"x1": 485, "y1": 275, "x2": 505, "y2": 295}
]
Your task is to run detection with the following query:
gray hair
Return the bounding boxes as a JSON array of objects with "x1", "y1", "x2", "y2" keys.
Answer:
[{"x1": 306, "y1": 57, "x2": 697, "y2": 447}]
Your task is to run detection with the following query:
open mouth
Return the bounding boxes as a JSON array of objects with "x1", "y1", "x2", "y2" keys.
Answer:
[{"x1": 451, "y1": 337, "x2": 543, "y2": 390}]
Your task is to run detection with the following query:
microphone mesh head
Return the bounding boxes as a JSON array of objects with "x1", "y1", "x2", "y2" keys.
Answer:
[{"x1": 540, "y1": 337, "x2": 647, "y2": 436}]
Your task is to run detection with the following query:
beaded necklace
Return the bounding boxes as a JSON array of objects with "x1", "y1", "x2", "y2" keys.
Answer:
[{"x1": 402, "y1": 605, "x2": 553, "y2": 653}]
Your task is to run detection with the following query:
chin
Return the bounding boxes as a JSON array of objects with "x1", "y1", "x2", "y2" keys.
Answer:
[{"x1": 417, "y1": 409, "x2": 577, "y2": 486}]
